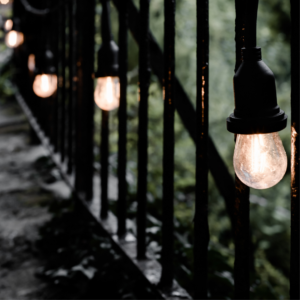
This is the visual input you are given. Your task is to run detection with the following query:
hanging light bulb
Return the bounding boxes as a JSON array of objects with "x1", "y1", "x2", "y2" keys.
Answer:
[
  {"x1": 33, "y1": 74, "x2": 57, "y2": 98},
  {"x1": 5, "y1": 18, "x2": 24, "y2": 48},
  {"x1": 5, "y1": 30, "x2": 24, "y2": 48},
  {"x1": 28, "y1": 54, "x2": 35, "y2": 72},
  {"x1": 33, "y1": 49, "x2": 57, "y2": 98},
  {"x1": 234, "y1": 132, "x2": 287, "y2": 189},
  {"x1": 94, "y1": 0, "x2": 119, "y2": 111},
  {"x1": 4, "y1": 19, "x2": 13, "y2": 31},
  {"x1": 227, "y1": 48, "x2": 288, "y2": 190},
  {"x1": 0, "y1": 0, "x2": 9, "y2": 4},
  {"x1": 94, "y1": 76, "x2": 120, "y2": 111},
  {"x1": 227, "y1": 1, "x2": 288, "y2": 189}
]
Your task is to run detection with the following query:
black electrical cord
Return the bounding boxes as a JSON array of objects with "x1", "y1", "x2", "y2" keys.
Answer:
[
  {"x1": 101, "y1": 0, "x2": 113, "y2": 43},
  {"x1": 227, "y1": 0, "x2": 287, "y2": 135},
  {"x1": 95, "y1": 0, "x2": 119, "y2": 78},
  {"x1": 245, "y1": 0, "x2": 259, "y2": 48},
  {"x1": 19, "y1": 0, "x2": 71, "y2": 16}
]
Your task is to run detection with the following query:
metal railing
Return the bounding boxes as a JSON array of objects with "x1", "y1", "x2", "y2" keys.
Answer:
[{"x1": 8, "y1": 0, "x2": 300, "y2": 298}]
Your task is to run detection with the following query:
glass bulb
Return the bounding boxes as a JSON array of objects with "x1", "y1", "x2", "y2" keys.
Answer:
[
  {"x1": 5, "y1": 30, "x2": 24, "y2": 48},
  {"x1": 94, "y1": 76, "x2": 120, "y2": 111},
  {"x1": 28, "y1": 54, "x2": 35, "y2": 72},
  {"x1": 4, "y1": 19, "x2": 13, "y2": 31},
  {"x1": 234, "y1": 132, "x2": 287, "y2": 189},
  {"x1": 33, "y1": 74, "x2": 57, "y2": 98},
  {"x1": 0, "y1": 0, "x2": 9, "y2": 4}
]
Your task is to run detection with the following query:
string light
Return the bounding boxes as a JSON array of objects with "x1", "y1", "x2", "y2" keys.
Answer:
[
  {"x1": 234, "y1": 133, "x2": 287, "y2": 189},
  {"x1": 227, "y1": 1, "x2": 287, "y2": 189},
  {"x1": 5, "y1": 30, "x2": 24, "y2": 48},
  {"x1": 4, "y1": 19, "x2": 13, "y2": 31},
  {"x1": 33, "y1": 74, "x2": 57, "y2": 98},
  {"x1": 94, "y1": 0, "x2": 119, "y2": 111},
  {"x1": 28, "y1": 54, "x2": 35, "y2": 72},
  {"x1": 94, "y1": 77, "x2": 120, "y2": 111}
]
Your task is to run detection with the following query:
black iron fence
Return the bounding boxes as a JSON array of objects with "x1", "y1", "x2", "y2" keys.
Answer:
[{"x1": 5, "y1": 0, "x2": 299, "y2": 298}]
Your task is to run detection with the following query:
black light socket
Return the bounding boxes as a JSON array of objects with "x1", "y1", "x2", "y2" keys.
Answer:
[
  {"x1": 95, "y1": 40, "x2": 119, "y2": 77},
  {"x1": 34, "y1": 49, "x2": 56, "y2": 75},
  {"x1": 227, "y1": 0, "x2": 287, "y2": 135},
  {"x1": 227, "y1": 47, "x2": 287, "y2": 134},
  {"x1": 95, "y1": 0, "x2": 119, "y2": 78},
  {"x1": 12, "y1": 17, "x2": 22, "y2": 32}
]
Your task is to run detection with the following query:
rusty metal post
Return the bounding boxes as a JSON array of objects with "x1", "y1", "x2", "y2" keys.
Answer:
[
  {"x1": 194, "y1": 0, "x2": 209, "y2": 298},
  {"x1": 60, "y1": 2, "x2": 66, "y2": 162},
  {"x1": 67, "y1": 0, "x2": 75, "y2": 174},
  {"x1": 101, "y1": 110, "x2": 109, "y2": 219},
  {"x1": 233, "y1": 1, "x2": 250, "y2": 299},
  {"x1": 137, "y1": 0, "x2": 151, "y2": 259},
  {"x1": 290, "y1": 0, "x2": 299, "y2": 298},
  {"x1": 74, "y1": 0, "x2": 95, "y2": 200},
  {"x1": 53, "y1": 2, "x2": 60, "y2": 152},
  {"x1": 159, "y1": 0, "x2": 176, "y2": 288},
  {"x1": 117, "y1": 0, "x2": 128, "y2": 238},
  {"x1": 234, "y1": 176, "x2": 250, "y2": 299}
]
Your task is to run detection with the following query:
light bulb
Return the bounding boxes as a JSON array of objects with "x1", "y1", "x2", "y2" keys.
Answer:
[
  {"x1": 28, "y1": 54, "x2": 35, "y2": 72},
  {"x1": 0, "y1": 0, "x2": 9, "y2": 4},
  {"x1": 234, "y1": 132, "x2": 287, "y2": 189},
  {"x1": 33, "y1": 74, "x2": 57, "y2": 98},
  {"x1": 94, "y1": 76, "x2": 120, "y2": 111},
  {"x1": 5, "y1": 30, "x2": 24, "y2": 48},
  {"x1": 4, "y1": 19, "x2": 13, "y2": 31}
]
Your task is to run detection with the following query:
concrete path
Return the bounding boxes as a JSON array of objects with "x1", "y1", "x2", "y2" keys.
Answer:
[{"x1": 0, "y1": 97, "x2": 71, "y2": 299}]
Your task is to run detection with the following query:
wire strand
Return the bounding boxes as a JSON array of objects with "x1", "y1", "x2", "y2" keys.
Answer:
[{"x1": 19, "y1": 0, "x2": 71, "y2": 16}]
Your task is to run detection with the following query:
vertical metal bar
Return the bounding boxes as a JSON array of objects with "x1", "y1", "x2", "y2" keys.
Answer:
[
  {"x1": 67, "y1": 0, "x2": 75, "y2": 174},
  {"x1": 117, "y1": 0, "x2": 128, "y2": 237},
  {"x1": 60, "y1": 3, "x2": 66, "y2": 162},
  {"x1": 159, "y1": 0, "x2": 175, "y2": 287},
  {"x1": 74, "y1": 0, "x2": 82, "y2": 186},
  {"x1": 101, "y1": 110, "x2": 109, "y2": 219},
  {"x1": 194, "y1": 0, "x2": 209, "y2": 298},
  {"x1": 53, "y1": 3, "x2": 60, "y2": 152},
  {"x1": 234, "y1": 176, "x2": 250, "y2": 299},
  {"x1": 99, "y1": 0, "x2": 111, "y2": 221},
  {"x1": 45, "y1": 7, "x2": 54, "y2": 142},
  {"x1": 74, "y1": 0, "x2": 95, "y2": 200},
  {"x1": 47, "y1": 93, "x2": 55, "y2": 144},
  {"x1": 290, "y1": 0, "x2": 299, "y2": 298},
  {"x1": 137, "y1": 0, "x2": 151, "y2": 259},
  {"x1": 234, "y1": 1, "x2": 250, "y2": 299},
  {"x1": 39, "y1": 5, "x2": 49, "y2": 138}
]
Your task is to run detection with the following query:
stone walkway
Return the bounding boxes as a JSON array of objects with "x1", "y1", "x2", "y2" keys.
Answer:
[{"x1": 0, "y1": 97, "x2": 71, "y2": 299}]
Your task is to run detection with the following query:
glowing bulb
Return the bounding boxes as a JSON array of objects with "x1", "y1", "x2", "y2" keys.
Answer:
[
  {"x1": 94, "y1": 76, "x2": 120, "y2": 111},
  {"x1": 4, "y1": 19, "x2": 13, "y2": 31},
  {"x1": 0, "y1": 0, "x2": 9, "y2": 4},
  {"x1": 33, "y1": 74, "x2": 57, "y2": 98},
  {"x1": 234, "y1": 132, "x2": 287, "y2": 189},
  {"x1": 5, "y1": 30, "x2": 24, "y2": 48},
  {"x1": 28, "y1": 54, "x2": 35, "y2": 72}
]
